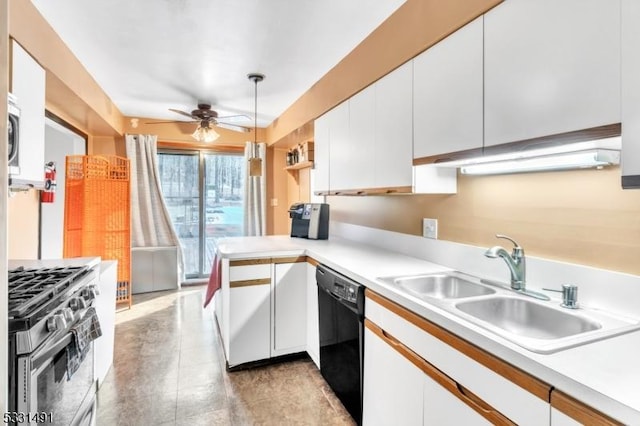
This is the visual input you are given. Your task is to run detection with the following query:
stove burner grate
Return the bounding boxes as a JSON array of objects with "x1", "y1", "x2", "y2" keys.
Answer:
[{"x1": 8, "y1": 266, "x2": 90, "y2": 319}]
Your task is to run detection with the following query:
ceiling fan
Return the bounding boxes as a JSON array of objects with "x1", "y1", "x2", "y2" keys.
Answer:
[{"x1": 147, "y1": 103, "x2": 251, "y2": 142}]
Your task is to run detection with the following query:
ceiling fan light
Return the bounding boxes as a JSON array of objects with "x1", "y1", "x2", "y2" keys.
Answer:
[{"x1": 192, "y1": 125, "x2": 219, "y2": 143}]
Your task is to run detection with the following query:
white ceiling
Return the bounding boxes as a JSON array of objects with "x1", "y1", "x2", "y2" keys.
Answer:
[{"x1": 32, "y1": 0, "x2": 406, "y2": 128}]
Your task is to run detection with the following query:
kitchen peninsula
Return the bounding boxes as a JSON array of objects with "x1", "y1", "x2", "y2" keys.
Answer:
[{"x1": 211, "y1": 226, "x2": 640, "y2": 425}]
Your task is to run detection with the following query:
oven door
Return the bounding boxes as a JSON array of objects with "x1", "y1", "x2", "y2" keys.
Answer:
[{"x1": 16, "y1": 322, "x2": 97, "y2": 425}]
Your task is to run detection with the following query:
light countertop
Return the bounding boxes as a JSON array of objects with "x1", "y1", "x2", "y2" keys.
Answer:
[
  {"x1": 9, "y1": 257, "x2": 102, "y2": 270},
  {"x1": 215, "y1": 235, "x2": 640, "y2": 424}
]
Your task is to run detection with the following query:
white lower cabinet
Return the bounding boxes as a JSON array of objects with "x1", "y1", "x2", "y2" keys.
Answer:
[
  {"x1": 364, "y1": 322, "x2": 497, "y2": 426},
  {"x1": 227, "y1": 261, "x2": 272, "y2": 367},
  {"x1": 272, "y1": 260, "x2": 307, "y2": 356},
  {"x1": 228, "y1": 283, "x2": 271, "y2": 366},
  {"x1": 363, "y1": 327, "x2": 424, "y2": 426},
  {"x1": 224, "y1": 257, "x2": 319, "y2": 368},
  {"x1": 364, "y1": 291, "x2": 552, "y2": 426},
  {"x1": 306, "y1": 262, "x2": 320, "y2": 368}
]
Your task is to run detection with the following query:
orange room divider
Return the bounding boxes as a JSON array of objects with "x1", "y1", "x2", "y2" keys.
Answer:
[{"x1": 63, "y1": 155, "x2": 132, "y2": 308}]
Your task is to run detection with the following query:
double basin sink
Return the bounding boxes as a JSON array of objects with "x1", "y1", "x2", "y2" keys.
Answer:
[{"x1": 378, "y1": 271, "x2": 640, "y2": 353}]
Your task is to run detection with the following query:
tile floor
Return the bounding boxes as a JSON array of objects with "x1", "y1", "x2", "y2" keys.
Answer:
[{"x1": 96, "y1": 286, "x2": 355, "y2": 425}]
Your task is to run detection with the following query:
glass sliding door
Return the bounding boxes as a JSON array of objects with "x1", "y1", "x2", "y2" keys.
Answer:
[
  {"x1": 204, "y1": 153, "x2": 245, "y2": 273},
  {"x1": 158, "y1": 150, "x2": 245, "y2": 278}
]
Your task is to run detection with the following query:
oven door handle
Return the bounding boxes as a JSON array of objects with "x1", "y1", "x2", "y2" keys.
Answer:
[{"x1": 31, "y1": 333, "x2": 73, "y2": 371}]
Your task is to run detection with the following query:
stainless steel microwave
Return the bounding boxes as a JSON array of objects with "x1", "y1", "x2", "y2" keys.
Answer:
[{"x1": 8, "y1": 92, "x2": 20, "y2": 175}]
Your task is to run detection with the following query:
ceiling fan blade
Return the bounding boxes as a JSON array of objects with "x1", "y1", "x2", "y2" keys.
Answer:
[
  {"x1": 217, "y1": 114, "x2": 252, "y2": 122},
  {"x1": 144, "y1": 120, "x2": 198, "y2": 124},
  {"x1": 169, "y1": 108, "x2": 198, "y2": 119},
  {"x1": 216, "y1": 122, "x2": 251, "y2": 132}
]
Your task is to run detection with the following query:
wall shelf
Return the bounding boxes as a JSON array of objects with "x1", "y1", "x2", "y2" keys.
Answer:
[{"x1": 285, "y1": 161, "x2": 314, "y2": 171}]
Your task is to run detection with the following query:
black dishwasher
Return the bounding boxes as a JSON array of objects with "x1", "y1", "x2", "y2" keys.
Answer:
[{"x1": 316, "y1": 264, "x2": 365, "y2": 425}]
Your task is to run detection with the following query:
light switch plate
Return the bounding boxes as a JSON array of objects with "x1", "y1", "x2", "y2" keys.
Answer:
[{"x1": 423, "y1": 218, "x2": 438, "y2": 239}]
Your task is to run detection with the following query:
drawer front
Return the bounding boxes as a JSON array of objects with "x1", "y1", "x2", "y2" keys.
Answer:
[
  {"x1": 229, "y1": 263, "x2": 271, "y2": 282},
  {"x1": 365, "y1": 291, "x2": 550, "y2": 426}
]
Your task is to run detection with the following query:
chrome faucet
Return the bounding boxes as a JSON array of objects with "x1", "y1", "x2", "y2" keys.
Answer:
[{"x1": 485, "y1": 235, "x2": 526, "y2": 291}]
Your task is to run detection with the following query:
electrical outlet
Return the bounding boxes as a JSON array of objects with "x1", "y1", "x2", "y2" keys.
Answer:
[
  {"x1": 270, "y1": 198, "x2": 278, "y2": 207},
  {"x1": 423, "y1": 218, "x2": 438, "y2": 239}
]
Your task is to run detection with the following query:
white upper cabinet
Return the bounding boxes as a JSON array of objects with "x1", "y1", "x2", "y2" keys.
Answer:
[
  {"x1": 375, "y1": 61, "x2": 413, "y2": 189},
  {"x1": 312, "y1": 113, "x2": 330, "y2": 195},
  {"x1": 413, "y1": 17, "x2": 484, "y2": 159},
  {"x1": 348, "y1": 84, "x2": 376, "y2": 191},
  {"x1": 621, "y1": 0, "x2": 640, "y2": 188},
  {"x1": 10, "y1": 40, "x2": 46, "y2": 187},
  {"x1": 314, "y1": 61, "x2": 416, "y2": 194},
  {"x1": 484, "y1": 0, "x2": 621, "y2": 147},
  {"x1": 327, "y1": 101, "x2": 350, "y2": 192}
]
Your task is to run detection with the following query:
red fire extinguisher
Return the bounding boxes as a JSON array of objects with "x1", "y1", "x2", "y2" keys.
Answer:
[{"x1": 41, "y1": 161, "x2": 56, "y2": 203}]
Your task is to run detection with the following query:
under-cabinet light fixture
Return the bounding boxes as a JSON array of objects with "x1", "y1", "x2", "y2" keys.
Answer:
[{"x1": 460, "y1": 149, "x2": 620, "y2": 175}]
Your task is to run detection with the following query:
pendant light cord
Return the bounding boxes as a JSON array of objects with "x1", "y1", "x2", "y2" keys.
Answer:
[{"x1": 254, "y1": 77, "x2": 258, "y2": 158}]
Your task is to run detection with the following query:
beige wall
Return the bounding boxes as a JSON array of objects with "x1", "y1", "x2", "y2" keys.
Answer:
[
  {"x1": 7, "y1": 190, "x2": 39, "y2": 259},
  {"x1": 329, "y1": 167, "x2": 640, "y2": 275}
]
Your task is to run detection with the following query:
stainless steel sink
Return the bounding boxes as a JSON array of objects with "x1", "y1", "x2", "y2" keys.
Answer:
[
  {"x1": 384, "y1": 272, "x2": 495, "y2": 300},
  {"x1": 453, "y1": 295, "x2": 640, "y2": 353},
  {"x1": 377, "y1": 270, "x2": 640, "y2": 353},
  {"x1": 456, "y1": 296, "x2": 601, "y2": 339}
]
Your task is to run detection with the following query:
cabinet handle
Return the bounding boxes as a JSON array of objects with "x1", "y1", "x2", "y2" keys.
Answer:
[
  {"x1": 455, "y1": 383, "x2": 493, "y2": 414},
  {"x1": 365, "y1": 319, "x2": 515, "y2": 426},
  {"x1": 380, "y1": 329, "x2": 402, "y2": 348},
  {"x1": 230, "y1": 278, "x2": 271, "y2": 288}
]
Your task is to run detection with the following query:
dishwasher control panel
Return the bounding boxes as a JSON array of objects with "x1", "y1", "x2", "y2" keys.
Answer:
[
  {"x1": 332, "y1": 279, "x2": 359, "y2": 303},
  {"x1": 316, "y1": 264, "x2": 364, "y2": 307}
]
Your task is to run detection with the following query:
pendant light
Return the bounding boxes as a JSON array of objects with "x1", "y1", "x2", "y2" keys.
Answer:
[{"x1": 248, "y1": 73, "x2": 265, "y2": 177}]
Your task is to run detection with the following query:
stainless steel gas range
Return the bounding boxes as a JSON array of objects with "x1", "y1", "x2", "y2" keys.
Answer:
[{"x1": 7, "y1": 262, "x2": 102, "y2": 426}]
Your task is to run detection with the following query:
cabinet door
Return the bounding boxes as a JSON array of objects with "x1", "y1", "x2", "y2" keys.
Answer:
[
  {"x1": 348, "y1": 85, "x2": 376, "y2": 190},
  {"x1": 94, "y1": 261, "x2": 117, "y2": 386},
  {"x1": 11, "y1": 40, "x2": 46, "y2": 185},
  {"x1": 225, "y1": 263, "x2": 271, "y2": 367},
  {"x1": 327, "y1": 101, "x2": 350, "y2": 192},
  {"x1": 228, "y1": 281, "x2": 271, "y2": 366},
  {"x1": 306, "y1": 262, "x2": 320, "y2": 368},
  {"x1": 313, "y1": 113, "x2": 330, "y2": 194},
  {"x1": 413, "y1": 17, "x2": 483, "y2": 159},
  {"x1": 484, "y1": 0, "x2": 621, "y2": 146},
  {"x1": 362, "y1": 327, "x2": 424, "y2": 426},
  {"x1": 273, "y1": 262, "x2": 307, "y2": 356},
  {"x1": 621, "y1": 0, "x2": 640, "y2": 188},
  {"x1": 374, "y1": 61, "x2": 413, "y2": 188},
  {"x1": 423, "y1": 371, "x2": 492, "y2": 425}
]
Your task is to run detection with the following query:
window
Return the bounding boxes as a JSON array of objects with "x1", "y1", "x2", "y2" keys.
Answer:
[{"x1": 158, "y1": 150, "x2": 245, "y2": 278}]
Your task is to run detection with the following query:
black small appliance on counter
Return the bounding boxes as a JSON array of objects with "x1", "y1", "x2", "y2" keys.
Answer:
[{"x1": 288, "y1": 203, "x2": 329, "y2": 239}]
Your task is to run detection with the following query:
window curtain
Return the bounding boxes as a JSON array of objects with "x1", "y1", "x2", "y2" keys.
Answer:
[
  {"x1": 244, "y1": 141, "x2": 267, "y2": 236},
  {"x1": 125, "y1": 134, "x2": 185, "y2": 282}
]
